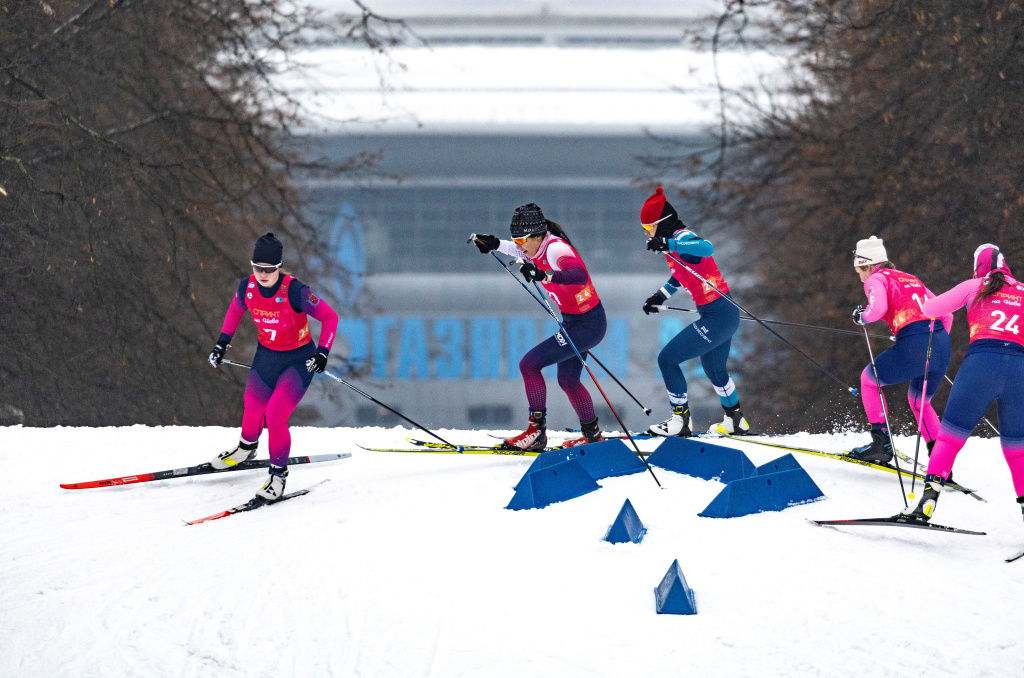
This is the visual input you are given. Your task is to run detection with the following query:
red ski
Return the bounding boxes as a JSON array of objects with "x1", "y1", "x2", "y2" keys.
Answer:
[{"x1": 185, "y1": 480, "x2": 329, "y2": 525}]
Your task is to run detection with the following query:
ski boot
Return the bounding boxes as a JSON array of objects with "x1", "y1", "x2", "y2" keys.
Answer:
[
  {"x1": 256, "y1": 465, "x2": 288, "y2": 502},
  {"x1": 563, "y1": 417, "x2": 605, "y2": 448},
  {"x1": 847, "y1": 428, "x2": 893, "y2": 464},
  {"x1": 211, "y1": 438, "x2": 258, "y2": 470},
  {"x1": 901, "y1": 474, "x2": 945, "y2": 522},
  {"x1": 502, "y1": 412, "x2": 547, "y2": 451},
  {"x1": 649, "y1": 404, "x2": 692, "y2": 437},
  {"x1": 717, "y1": 403, "x2": 750, "y2": 435}
]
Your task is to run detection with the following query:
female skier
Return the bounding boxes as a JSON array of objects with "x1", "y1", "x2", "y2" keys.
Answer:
[
  {"x1": 470, "y1": 203, "x2": 607, "y2": 450},
  {"x1": 639, "y1": 187, "x2": 749, "y2": 437},
  {"x1": 207, "y1": 233, "x2": 339, "y2": 501},
  {"x1": 906, "y1": 244, "x2": 1024, "y2": 523},
  {"x1": 847, "y1": 236, "x2": 953, "y2": 464}
]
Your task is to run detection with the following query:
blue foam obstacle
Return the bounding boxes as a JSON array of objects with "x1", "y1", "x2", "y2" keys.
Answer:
[
  {"x1": 646, "y1": 436, "x2": 756, "y2": 483},
  {"x1": 604, "y1": 498, "x2": 646, "y2": 544},
  {"x1": 506, "y1": 458, "x2": 601, "y2": 510},
  {"x1": 698, "y1": 468, "x2": 825, "y2": 518},
  {"x1": 654, "y1": 559, "x2": 697, "y2": 615},
  {"x1": 755, "y1": 453, "x2": 803, "y2": 476},
  {"x1": 514, "y1": 439, "x2": 645, "y2": 492}
]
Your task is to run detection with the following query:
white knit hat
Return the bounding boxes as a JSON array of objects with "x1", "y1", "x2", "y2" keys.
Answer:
[{"x1": 853, "y1": 236, "x2": 888, "y2": 267}]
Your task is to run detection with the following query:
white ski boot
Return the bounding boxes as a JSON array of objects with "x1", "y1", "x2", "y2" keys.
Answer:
[
  {"x1": 211, "y1": 439, "x2": 258, "y2": 470},
  {"x1": 256, "y1": 465, "x2": 288, "y2": 502},
  {"x1": 649, "y1": 405, "x2": 692, "y2": 437}
]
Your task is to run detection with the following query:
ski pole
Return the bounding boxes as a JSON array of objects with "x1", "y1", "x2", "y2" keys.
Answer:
[
  {"x1": 943, "y1": 374, "x2": 999, "y2": 435},
  {"x1": 655, "y1": 305, "x2": 895, "y2": 340},
  {"x1": 489, "y1": 251, "x2": 652, "y2": 415},
  {"x1": 909, "y1": 320, "x2": 936, "y2": 499},
  {"x1": 666, "y1": 253, "x2": 859, "y2": 395},
  {"x1": 221, "y1": 359, "x2": 463, "y2": 450},
  {"x1": 524, "y1": 279, "x2": 662, "y2": 488},
  {"x1": 861, "y1": 325, "x2": 908, "y2": 508}
]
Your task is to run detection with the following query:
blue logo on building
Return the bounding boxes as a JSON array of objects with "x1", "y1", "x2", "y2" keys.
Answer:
[{"x1": 330, "y1": 201, "x2": 366, "y2": 306}]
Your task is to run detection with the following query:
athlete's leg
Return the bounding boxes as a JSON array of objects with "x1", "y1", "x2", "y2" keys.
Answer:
[
  {"x1": 995, "y1": 355, "x2": 1024, "y2": 496},
  {"x1": 263, "y1": 366, "x2": 313, "y2": 467},
  {"x1": 925, "y1": 353, "x2": 1002, "y2": 480},
  {"x1": 240, "y1": 369, "x2": 273, "y2": 443},
  {"x1": 906, "y1": 330, "x2": 951, "y2": 442}
]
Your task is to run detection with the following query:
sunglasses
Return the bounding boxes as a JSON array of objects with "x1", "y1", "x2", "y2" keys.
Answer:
[
  {"x1": 251, "y1": 263, "x2": 280, "y2": 274},
  {"x1": 512, "y1": 232, "x2": 545, "y2": 245},
  {"x1": 641, "y1": 214, "x2": 674, "y2": 232}
]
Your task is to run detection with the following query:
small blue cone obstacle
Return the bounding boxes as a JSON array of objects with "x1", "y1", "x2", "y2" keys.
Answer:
[
  {"x1": 506, "y1": 459, "x2": 600, "y2": 510},
  {"x1": 698, "y1": 468, "x2": 825, "y2": 518},
  {"x1": 647, "y1": 437, "x2": 756, "y2": 483},
  {"x1": 604, "y1": 498, "x2": 646, "y2": 544},
  {"x1": 654, "y1": 559, "x2": 697, "y2": 615},
  {"x1": 755, "y1": 453, "x2": 803, "y2": 476},
  {"x1": 514, "y1": 439, "x2": 645, "y2": 492}
]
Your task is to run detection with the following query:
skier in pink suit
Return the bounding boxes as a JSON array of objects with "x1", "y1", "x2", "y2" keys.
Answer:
[
  {"x1": 470, "y1": 203, "x2": 607, "y2": 450},
  {"x1": 848, "y1": 236, "x2": 953, "y2": 464},
  {"x1": 207, "y1": 233, "x2": 339, "y2": 502},
  {"x1": 904, "y1": 244, "x2": 1024, "y2": 524}
]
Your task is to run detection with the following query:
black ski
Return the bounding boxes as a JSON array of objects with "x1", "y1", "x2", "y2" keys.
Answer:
[
  {"x1": 1006, "y1": 550, "x2": 1024, "y2": 563},
  {"x1": 61, "y1": 453, "x2": 351, "y2": 490},
  {"x1": 809, "y1": 515, "x2": 985, "y2": 535},
  {"x1": 184, "y1": 480, "x2": 329, "y2": 525}
]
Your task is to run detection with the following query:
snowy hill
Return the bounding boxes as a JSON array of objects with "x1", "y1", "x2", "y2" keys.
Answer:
[{"x1": 3, "y1": 426, "x2": 1022, "y2": 677}]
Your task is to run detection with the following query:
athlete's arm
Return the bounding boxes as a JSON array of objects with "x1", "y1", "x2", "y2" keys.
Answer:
[
  {"x1": 860, "y1": 271, "x2": 890, "y2": 324},
  {"x1": 545, "y1": 241, "x2": 588, "y2": 286},
  {"x1": 668, "y1": 230, "x2": 714, "y2": 260},
  {"x1": 218, "y1": 278, "x2": 250, "y2": 344},
  {"x1": 921, "y1": 279, "x2": 983, "y2": 319},
  {"x1": 289, "y1": 281, "x2": 339, "y2": 353}
]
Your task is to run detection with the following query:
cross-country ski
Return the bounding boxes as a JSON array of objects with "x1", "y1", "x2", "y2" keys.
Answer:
[{"x1": 184, "y1": 479, "x2": 330, "y2": 525}]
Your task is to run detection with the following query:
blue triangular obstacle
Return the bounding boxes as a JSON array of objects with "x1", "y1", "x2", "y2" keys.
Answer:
[
  {"x1": 604, "y1": 498, "x2": 646, "y2": 544},
  {"x1": 514, "y1": 439, "x2": 645, "y2": 492},
  {"x1": 654, "y1": 559, "x2": 697, "y2": 615},
  {"x1": 506, "y1": 459, "x2": 600, "y2": 510},
  {"x1": 647, "y1": 437, "x2": 756, "y2": 482},
  {"x1": 698, "y1": 468, "x2": 825, "y2": 518},
  {"x1": 756, "y1": 453, "x2": 803, "y2": 476}
]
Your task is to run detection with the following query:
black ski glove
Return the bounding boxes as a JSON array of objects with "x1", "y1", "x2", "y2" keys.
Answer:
[
  {"x1": 520, "y1": 261, "x2": 550, "y2": 283},
  {"x1": 646, "y1": 237, "x2": 670, "y2": 252},
  {"x1": 468, "y1": 233, "x2": 500, "y2": 254},
  {"x1": 306, "y1": 350, "x2": 328, "y2": 373},
  {"x1": 643, "y1": 291, "x2": 667, "y2": 315},
  {"x1": 208, "y1": 339, "x2": 228, "y2": 368},
  {"x1": 852, "y1": 305, "x2": 866, "y2": 326}
]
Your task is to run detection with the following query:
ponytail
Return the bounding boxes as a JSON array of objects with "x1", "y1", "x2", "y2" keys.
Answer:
[
  {"x1": 973, "y1": 271, "x2": 1007, "y2": 307},
  {"x1": 544, "y1": 220, "x2": 575, "y2": 249}
]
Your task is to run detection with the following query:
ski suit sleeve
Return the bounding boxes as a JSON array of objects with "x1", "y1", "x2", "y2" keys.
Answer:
[
  {"x1": 218, "y1": 279, "x2": 249, "y2": 344},
  {"x1": 668, "y1": 230, "x2": 714, "y2": 260},
  {"x1": 921, "y1": 279, "x2": 983, "y2": 319},
  {"x1": 860, "y1": 271, "x2": 890, "y2": 324},
  {"x1": 497, "y1": 240, "x2": 529, "y2": 259},
  {"x1": 544, "y1": 241, "x2": 589, "y2": 286},
  {"x1": 658, "y1": 275, "x2": 682, "y2": 299},
  {"x1": 923, "y1": 285, "x2": 955, "y2": 334},
  {"x1": 288, "y1": 281, "x2": 339, "y2": 354}
]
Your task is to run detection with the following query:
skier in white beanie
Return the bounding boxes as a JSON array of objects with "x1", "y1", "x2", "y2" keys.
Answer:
[{"x1": 848, "y1": 236, "x2": 954, "y2": 464}]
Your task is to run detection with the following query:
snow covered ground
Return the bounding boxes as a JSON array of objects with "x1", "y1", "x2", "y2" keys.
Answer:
[{"x1": 3, "y1": 425, "x2": 1023, "y2": 677}]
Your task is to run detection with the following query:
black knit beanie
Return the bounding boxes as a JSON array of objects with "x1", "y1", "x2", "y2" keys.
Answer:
[
  {"x1": 510, "y1": 203, "x2": 548, "y2": 239},
  {"x1": 252, "y1": 232, "x2": 283, "y2": 265}
]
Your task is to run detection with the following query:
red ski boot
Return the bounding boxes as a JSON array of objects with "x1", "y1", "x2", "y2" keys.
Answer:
[
  {"x1": 501, "y1": 412, "x2": 547, "y2": 451},
  {"x1": 562, "y1": 417, "x2": 604, "y2": 448}
]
